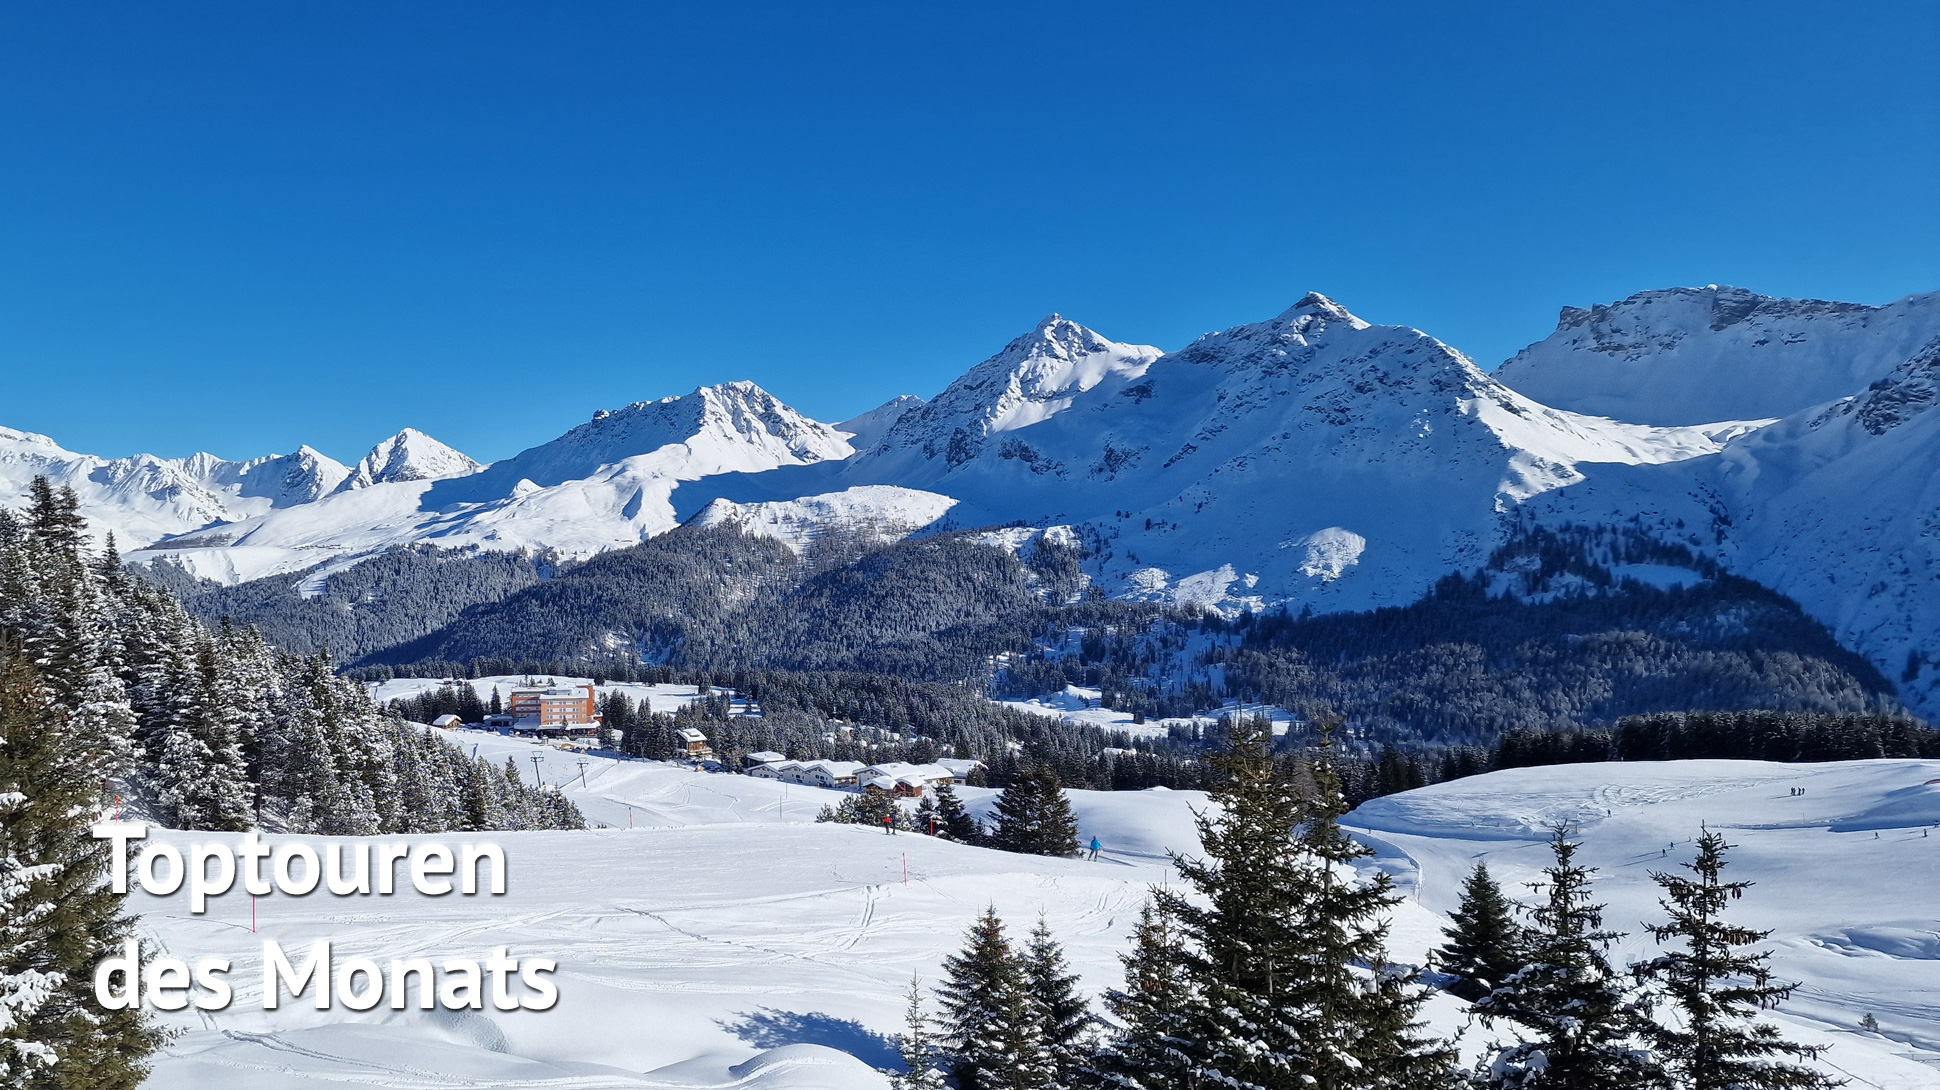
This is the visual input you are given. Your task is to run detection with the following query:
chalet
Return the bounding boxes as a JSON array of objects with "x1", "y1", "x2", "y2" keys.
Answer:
[
  {"x1": 803, "y1": 760, "x2": 865, "y2": 788},
  {"x1": 861, "y1": 773, "x2": 938, "y2": 798},
  {"x1": 676, "y1": 727, "x2": 713, "y2": 759},
  {"x1": 430, "y1": 714, "x2": 463, "y2": 729},
  {"x1": 854, "y1": 762, "x2": 965, "y2": 797}
]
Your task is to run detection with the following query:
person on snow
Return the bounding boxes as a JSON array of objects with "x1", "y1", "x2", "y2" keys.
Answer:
[
  {"x1": 883, "y1": 813, "x2": 896, "y2": 835},
  {"x1": 1087, "y1": 836, "x2": 1102, "y2": 861}
]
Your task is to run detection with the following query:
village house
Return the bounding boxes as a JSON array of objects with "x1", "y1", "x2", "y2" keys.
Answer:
[
  {"x1": 934, "y1": 757, "x2": 984, "y2": 780},
  {"x1": 677, "y1": 727, "x2": 713, "y2": 759},
  {"x1": 854, "y1": 761, "x2": 975, "y2": 797},
  {"x1": 747, "y1": 759, "x2": 865, "y2": 789}
]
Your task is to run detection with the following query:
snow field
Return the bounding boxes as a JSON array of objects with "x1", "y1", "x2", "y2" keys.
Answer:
[
  {"x1": 125, "y1": 754, "x2": 1940, "y2": 1089},
  {"x1": 1353, "y1": 759, "x2": 1940, "y2": 1087}
]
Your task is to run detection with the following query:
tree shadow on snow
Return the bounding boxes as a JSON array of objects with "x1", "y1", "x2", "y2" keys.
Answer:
[{"x1": 719, "y1": 1008, "x2": 900, "y2": 1069}]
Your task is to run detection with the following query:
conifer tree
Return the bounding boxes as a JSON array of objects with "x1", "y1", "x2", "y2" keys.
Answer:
[
  {"x1": 1475, "y1": 827, "x2": 1652, "y2": 1090},
  {"x1": 893, "y1": 974, "x2": 948, "y2": 1090},
  {"x1": 1023, "y1": 914, "x2": 1091, "y2": 1088},
  {"x1": 1087, "y1": 897, "x2": 1198, "y2": 1090},
  {"x1": 1031, "y1": 766, "x2": 1081, "y2": 858},
  {"x1": 1435, "y1": 864, "x2": 1526, "y2": 1002},
  {"x1": 1164, "y1": 712, "x2": 1322, "y2": 1087},
  {"x1": 992, "y1": 766, "x2": 1079, "y2": 857},
  {"x1": 935, "y1": 781, "x2": 983, "y2": 842},
  {"x1": 1295, "y1": 749, "x2": 1456, "y2": 1089},
  {"x1": 1633, "y1": 834, "x2": 1838, "y2": 1090},
  {"x1": 0, "y1": 643, "x2": 162, "y2": 1088},
  {"x1": 1162, "y1": 716, "x2": 1455, "y2": 1090},
  {"x1": 0, "y1": 747, "x2": 59, "y2": 1084},
  {"x1": 937, "y1": 906, "x2": 1051, "y2": 1090}
]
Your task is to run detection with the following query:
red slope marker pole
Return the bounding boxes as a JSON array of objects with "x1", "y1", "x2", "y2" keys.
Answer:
[{"x1": 903, "y1": 853, "x2": 908, "y2": 886}]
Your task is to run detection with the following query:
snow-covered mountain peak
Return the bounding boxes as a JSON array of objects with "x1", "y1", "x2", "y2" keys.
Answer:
[
  {"x1": 863, "y1": 317, "x2": 1162, "y2": 464},
  {"x1": 1500, "y1": 285, "x2": 1940, "y2": 425},
  {"x1": 1552, "y1": 284, "x2": 1869, "y2": 335},
  {"x1": 1171, "y1": 293, "x2": 1453, "y2": 389},
  {"x1": 989, "y1": 314, "x2": 1155, "y2": 380},
  {"x1": 438, "y1": 381, "x2": 852, "y2": 501},
  {"x1": 0, "y1": 425, "x2": 66, "y2": 451},
  {"x1": 333, "y1": 429, "x2": 482, "y2": 493},
  {"x1": 268, "y1": 447, "x2": 351, "y2": 503},
  {"x1": 1275, "y1": 291, "x2": 1370, "y2": 330}
]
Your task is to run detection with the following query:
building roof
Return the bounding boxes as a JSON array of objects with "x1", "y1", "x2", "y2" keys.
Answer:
[
  {"x1": 855, "y1": 762, "x2": 957, "y2": 782},
  {"x1": 677, "y1": 727, "x2": 708, "y2": 743}
]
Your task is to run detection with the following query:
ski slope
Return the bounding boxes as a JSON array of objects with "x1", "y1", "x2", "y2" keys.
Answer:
[{"x1": 126, "y1": 755, "x2": 1940, "y2": 1089}]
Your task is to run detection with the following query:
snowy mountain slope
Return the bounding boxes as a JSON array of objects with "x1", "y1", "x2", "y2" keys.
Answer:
[
  {"x1": 126, "y1": 748, "x2": 1940, "y2": 1089},
  {"x1": 330, "y1": 427, "x2": 481, "y2": 493},
  {"x1": 687, "y1": 485, "x2": 959, "y2": 555},
  {"x1": 1497, "y1": 285, "x2": 1940, "y2": 425},
  {"x1": 856, "y1": 315, "x2": 1163, "y2": 463},
  {"x1": 836, "y1": 394, "x2": 926, "y2": 447},
  {"x1": 126, "y1": 383, "x2": 857, "y2": 583},
  {"x1": 19, "y1": 281, "x2": 1940, "y2": 682},
  {"x1": 1536, "y1": 335, "x2": 1940, "y2": 718},
  {"x1": 833, "y1": 295, "x2": 1760, "y2": 613},
  {"x1": 0, "y1": 426, "x2": 349, "y2": 549}
]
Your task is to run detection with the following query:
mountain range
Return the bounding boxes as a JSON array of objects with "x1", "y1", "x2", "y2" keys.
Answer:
[{"x1": 5, "y1": 284, "x2": 1936, "y2": 715}]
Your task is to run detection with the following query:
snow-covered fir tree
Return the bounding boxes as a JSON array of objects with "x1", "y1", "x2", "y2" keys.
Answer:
[
  {"x1": 1632, "y1": 834, "x2": 1838, "y2": 1090},
  {"x1": 0, "y1": 707, "x2": 62, "y2": 1084},
  {"x1": 0, "y1": 643, "x2": 163, "y2": 1089},
  {"x1": 1475, "y1": 827, "x2": 1654, "y2": 1090},
  {"x1": 1435, "y1": 863, "x2": 1527, "y2": 1002},
  {"x1": 1087, "y1": 897, "x2": 1199, "y2": 1090},
  {"x1": 991, "y1": 766, "x2": 1079, "y2": 857},
  {"x1": 937, "y1": 906, "x2": 1053, "y2": 1090},
  {"x1": 934, "y1": 781, "x2": 984, "y2": 842},
  {"x1": 1162, "y1": 716, "x2": 1456, "y2": 1090},
  {"x1": 892, "y1": 974, "x2": 947, "y2": 1090},
  {"x1": 1023, "y1": 914, "x2": 1092, "y2": 1088},
  {"x1": 1293, "y1": 750, "x2": 1456, "y2": 1089}
]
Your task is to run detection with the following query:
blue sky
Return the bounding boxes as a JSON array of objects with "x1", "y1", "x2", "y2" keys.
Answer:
[{"x1": 2, "y1": 2, "x2": 1935, "y2": 464}]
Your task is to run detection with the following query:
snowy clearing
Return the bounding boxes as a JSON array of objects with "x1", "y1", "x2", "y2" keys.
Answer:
[{"x1": 127, "y1": 756, "x2": 1940, "y2": 1089}]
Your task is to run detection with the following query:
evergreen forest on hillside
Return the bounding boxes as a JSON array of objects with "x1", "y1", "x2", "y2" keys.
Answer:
[{"x1": 211, "y1": 521, "x2": 1921, "y2": 766}]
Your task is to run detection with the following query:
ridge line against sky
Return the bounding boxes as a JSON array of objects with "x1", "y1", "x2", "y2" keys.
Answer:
[{"x1": 2, "y1": 1, "x2": 1935, "y2": 464}]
